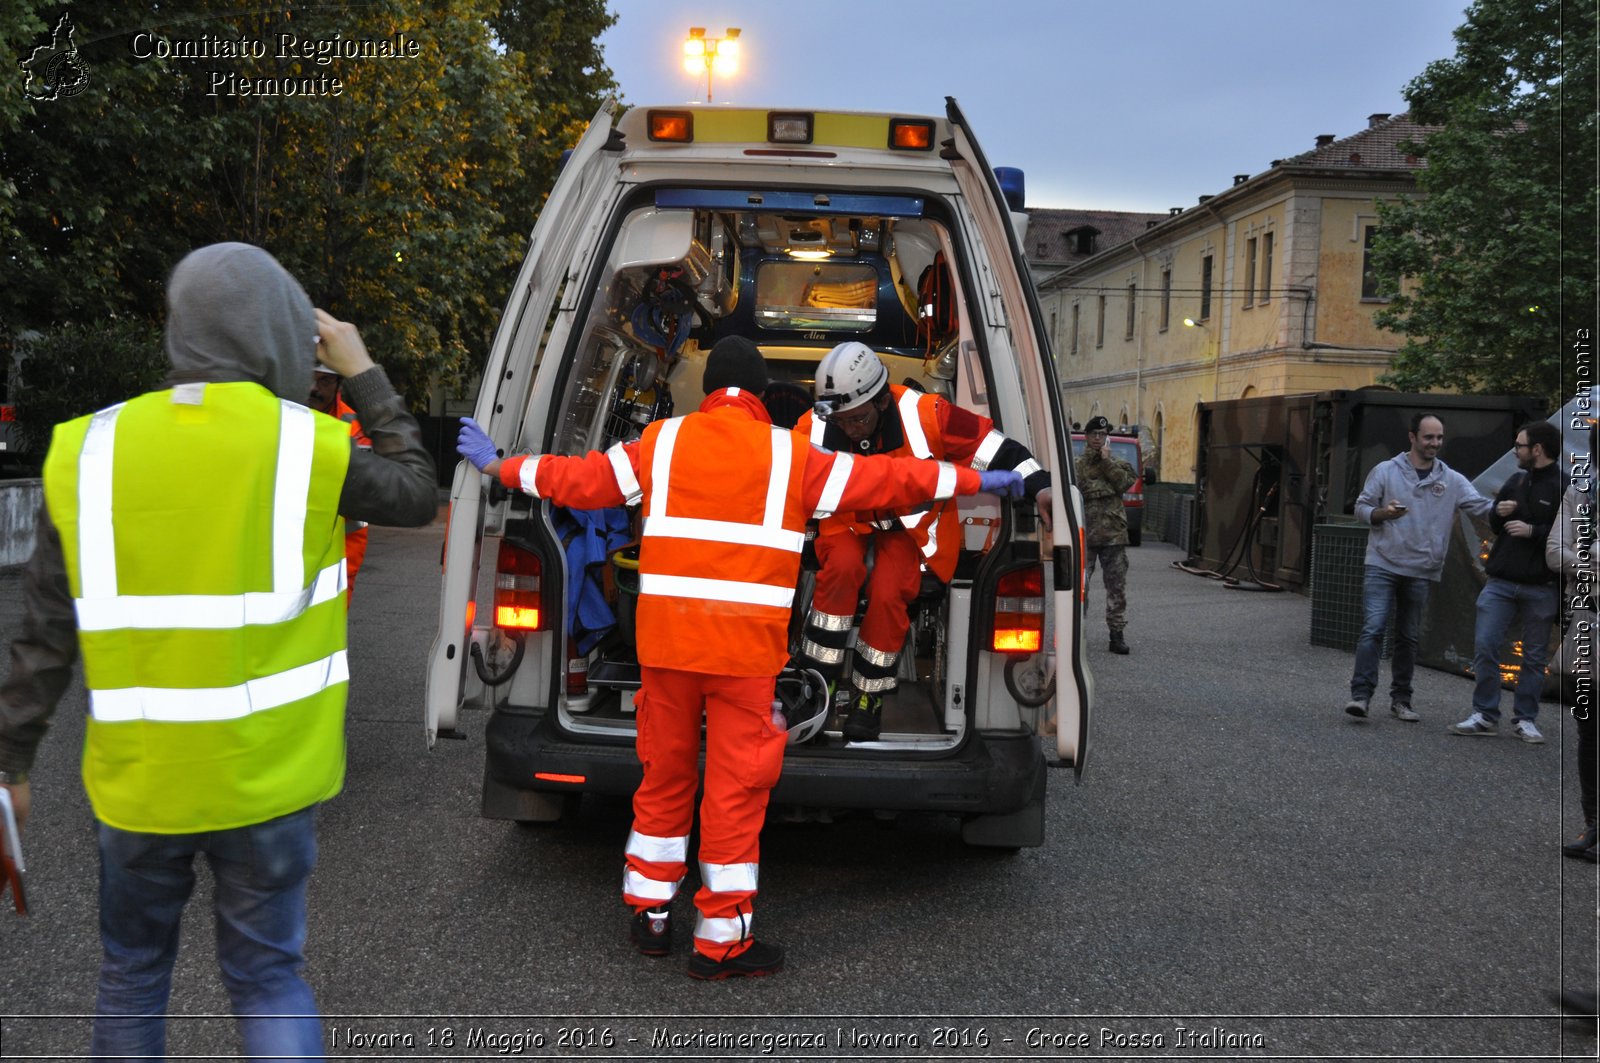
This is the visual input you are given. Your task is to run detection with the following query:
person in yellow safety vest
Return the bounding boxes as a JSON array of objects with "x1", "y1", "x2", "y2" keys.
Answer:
[
  {"x1": 0, "y1": 244, "x2": 436, "y2": 1060},
  {"x1": 310, "y1": 364, "x2": 374, "y2": 598}
]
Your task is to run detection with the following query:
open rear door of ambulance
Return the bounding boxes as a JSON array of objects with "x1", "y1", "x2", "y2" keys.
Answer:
[
  {"x1": 944, "y1": 97, "x2": 1092, "y2": 778},
  {"x1": 424, "y1": 100, "x2": 624, "y2": 746}
]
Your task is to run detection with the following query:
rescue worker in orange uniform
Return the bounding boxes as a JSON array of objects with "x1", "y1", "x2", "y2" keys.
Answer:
[
  {"x1": 794, "y1": 341, "x2": 1054, "y2": 741},
  {"x1": 456, "y1": 336, "x2": 1024, "y2": 979},
  {"x1": 310, "y1": 365, "x2": 374, "y2": 597}
]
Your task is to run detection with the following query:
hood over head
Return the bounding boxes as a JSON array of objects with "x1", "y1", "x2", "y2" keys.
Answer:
[{"x1": 164, "y1": 243, "x2": 316, "y2": 401}]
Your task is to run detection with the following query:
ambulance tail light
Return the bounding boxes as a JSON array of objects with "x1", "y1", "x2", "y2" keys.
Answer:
[
  {"x1": 992, "y1": 565, "x2": 1045, "y2": 654},
  {"x1": 494, "y1": 541, "x2": 544, "y2": 631}
]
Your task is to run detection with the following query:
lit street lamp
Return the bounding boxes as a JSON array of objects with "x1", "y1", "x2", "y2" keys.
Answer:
[
  {"x1": 1184, "y1": 317, "x2": 1221, "y2": 402},
  {"x1": 684, "y1": 26, "x2": 740, "y2": 103}
]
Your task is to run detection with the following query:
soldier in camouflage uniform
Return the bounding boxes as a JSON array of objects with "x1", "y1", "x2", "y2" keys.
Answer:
[{"x1": 1075, "y1": 415, "x2": 1136, "y2": 654}]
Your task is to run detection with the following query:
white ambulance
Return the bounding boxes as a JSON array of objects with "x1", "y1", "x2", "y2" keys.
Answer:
[{"x1": 426, "y1": 99, "x2": 1093, "y2": 848}]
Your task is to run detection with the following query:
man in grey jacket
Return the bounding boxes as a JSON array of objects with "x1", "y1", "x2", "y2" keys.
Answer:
[{"x1": 1344, "y1": 413, "x2": 1492, "y2": 721}]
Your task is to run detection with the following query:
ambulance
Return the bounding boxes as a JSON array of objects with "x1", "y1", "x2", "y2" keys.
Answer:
[{"x1": 426, "y1": 99, "x2": 1093, "y2": 848}]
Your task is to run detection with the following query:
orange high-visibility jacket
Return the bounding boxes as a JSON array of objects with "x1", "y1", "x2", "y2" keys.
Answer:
[
  {"x1": 497, "y1": 388, "x2": 982, "y2": 677},
  {"x1": 796, "y1": 384, "x2": 1009, "y2": 582}
]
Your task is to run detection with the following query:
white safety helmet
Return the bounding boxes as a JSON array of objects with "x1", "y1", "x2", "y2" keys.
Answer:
[
  {"x1": 773, "y1": 665, "x2": 830, "y2": 746},
  {"x1": 813, "y1": 341, "x2": 888, "y2": 419}
]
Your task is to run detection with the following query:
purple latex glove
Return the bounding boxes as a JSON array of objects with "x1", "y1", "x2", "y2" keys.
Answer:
[
  {"x1": 457, "y1": 417, "x2": 499, "y2": 471},
  {"x1": 978, "y1": 469, "x2": 1024, "y2": 499}
]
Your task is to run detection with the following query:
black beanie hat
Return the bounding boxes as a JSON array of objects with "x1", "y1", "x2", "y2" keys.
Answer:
[{"x1": 703, "y1": 336, "x2": 769, "y2": 394}]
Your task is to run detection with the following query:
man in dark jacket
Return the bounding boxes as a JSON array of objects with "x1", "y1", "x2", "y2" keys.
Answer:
[
  {"x1": 0, "y1": 243, "x2": 437, "y2": 1059},
  {"x1": 1450, "y1": 419, "x2": 1565, "y2": 743}
]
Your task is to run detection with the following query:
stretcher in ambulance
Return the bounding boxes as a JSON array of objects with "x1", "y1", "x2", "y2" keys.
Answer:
[{"x1": 425, "y1": 99, "x2": 1094, "y2": 848}]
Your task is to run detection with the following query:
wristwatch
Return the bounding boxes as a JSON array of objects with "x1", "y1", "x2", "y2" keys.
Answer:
[{"x1": 0, "y1": 770, "x2": 27, "y2": 786}]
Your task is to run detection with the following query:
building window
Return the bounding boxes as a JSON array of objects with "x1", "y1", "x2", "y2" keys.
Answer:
[
  {"x1": 1200, "y1": 254, "x2": 1214, "y2": 321},
  {"x1": 1095, "y1": 295, "x2": 1106, "y2": 348},
  {"x1": 1125, "y1": 284, "x2": 1136, "y2": 340},
  {"x1": 1071, "y1": 302, "x2": 1080, "y2": 355},
  {"x1": 1259, "y1": 231, "x2": 1274, "y2": 304},
  {"x1": 1360, "y1": 225, "x2": 1390, "y2": 299},
  {"x1": 1243, "y1": 237, "x2": 1258, "y2": 308},
  {"x1": 1066, "y1": 225, "x2": 1100, "y2": 256},
  {"x1": 1049, "y1": 311, "x2": 1057, "y2": 348},
  {"x1": 1159, "y1": 269, "x2": 1172, "y2": 331}
]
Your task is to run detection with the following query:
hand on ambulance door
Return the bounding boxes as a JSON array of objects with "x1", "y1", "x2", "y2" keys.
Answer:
[
  {"x1": 313, "y1": 309, "x2": 376, "y2": 379},
  {"x1": 456, "y1": 417, "x2": 502, "y2": 477},
  {"x1": 1034, "y1": 487, "x2": 1054, "y2": 533}
]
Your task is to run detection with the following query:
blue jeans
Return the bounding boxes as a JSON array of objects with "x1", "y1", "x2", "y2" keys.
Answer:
[
  {"x1": 1472, "y1": 577, "x2": 1560, "y2": 724},
  {"x1": 92, "y1": 806, "x2": 324, "y2": 1063},
  {"x1": 1350, "y1": 566, "x2": 1431, "y2": 703}
]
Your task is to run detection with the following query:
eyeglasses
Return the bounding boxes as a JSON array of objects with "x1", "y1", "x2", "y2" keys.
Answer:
[{"x1": 1513, "y1": 442, "x2": 1531, "y2": 450}]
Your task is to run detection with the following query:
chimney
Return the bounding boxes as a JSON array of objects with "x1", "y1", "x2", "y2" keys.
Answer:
[
  {"x1": 1145, "y1": 220, "x2": 1159, "y2": 229},
  {"x1": 1315, "y1": 134, "x2": 1336, "y2": 147},
  {"x1": 1168, "y1": 207, "x2": 1182, "y2": 216},
  {"x1": 1233, "y1": 174, "x2": 1250, "y2": 185},
  {"x1": 1368, "y1": 112, "x2": 1391, "y2": 127},
  {"x1": 1198, "y1": 195, "x2": 1213, "y2": 204}
]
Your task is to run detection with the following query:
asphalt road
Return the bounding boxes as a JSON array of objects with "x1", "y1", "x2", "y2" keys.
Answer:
[{"x1": 1, "y1": 512, "x2": 1595, "y2": 1061}]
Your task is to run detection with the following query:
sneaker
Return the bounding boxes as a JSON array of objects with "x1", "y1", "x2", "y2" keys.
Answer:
[
  {"x1": 1448, "y1": 712, "x2": 1497, "y2": 736},
  {"x1": 687, "y1": 939, "x2": 784, "y2": 980},
  {"x1": 1343, "y1": 697, "x2": 1370, "y2": 719},
  {"x1": 1109, "y1": 631, "x2": 1130, "y2": 655},
  {"x1": 630, "y1": 909, "x2": 672, "y2": 957},
  {"x1": 1389, "y1": 701, "x2": 1419, "y2": 722},
  {"x1": 1562, "y1": 824, "x2": 1598, "y2": 862},
  {"x1": 1512, "y1": 719, "x2": 1545, "y2": 744},
  {"x1": 842, "y1": 692, "x2": 883, "y2": 742}
]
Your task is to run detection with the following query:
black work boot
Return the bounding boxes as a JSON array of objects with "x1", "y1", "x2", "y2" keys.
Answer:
[
  {"x1": 1562, "y1": 823, "x2": 1598, "y2": 863},
  {"x1": 630, "y1": 908, "x2": 672, "y2": 956},
  {"x1": 687, "y1": 939, "x2": 785, "y2": 980},
  {"x1": 841, "y1": 692, "x2": 883, "y2": 742},
  {"x1": 1109, "y1": 630, "x2": 1129, "y2": 655}
]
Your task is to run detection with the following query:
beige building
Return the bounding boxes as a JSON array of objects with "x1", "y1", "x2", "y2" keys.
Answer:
[{"x1": 1035, "y1": 113, "x2": 1434, "y2": 481}]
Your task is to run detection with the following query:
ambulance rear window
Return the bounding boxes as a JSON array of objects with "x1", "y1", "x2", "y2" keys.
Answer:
[{"x1": 753, "y1": 261, "x2": 878, "y2": 332}]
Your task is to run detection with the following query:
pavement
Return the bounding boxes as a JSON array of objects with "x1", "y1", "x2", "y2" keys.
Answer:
[{"x1": 0, "y1": 517, "x2": 1594, "y2": 1060}]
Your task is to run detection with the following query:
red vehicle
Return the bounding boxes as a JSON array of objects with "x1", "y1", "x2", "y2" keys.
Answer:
[{"x1": 1070, "y1": 426, "x2": 1152, "y2": 545}]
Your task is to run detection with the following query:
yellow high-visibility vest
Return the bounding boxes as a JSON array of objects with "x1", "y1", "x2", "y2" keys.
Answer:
[{"x1": 43, "y1": 382, "x2": 351, "y2": 833}]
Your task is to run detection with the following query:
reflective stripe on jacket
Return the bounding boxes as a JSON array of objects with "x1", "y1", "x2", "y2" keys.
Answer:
[{"x1": 42, "y1": 382, "x2": 352, "y2": 833}]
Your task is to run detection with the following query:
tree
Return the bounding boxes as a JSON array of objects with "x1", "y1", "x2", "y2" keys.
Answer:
[
  {"x1": 1, "y1": 0, "x2": 617, "y2": 409},
  {"x1": 488, "y1": 0, "x2": 619, "y2": 238},
  {"x1": 1370, "y1": 0, "x2": 1596, "y2": 404}
]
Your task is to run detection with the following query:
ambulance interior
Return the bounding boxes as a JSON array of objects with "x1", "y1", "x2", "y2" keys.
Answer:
[{"x1": 535, "y1": 196, "x2": 1010, "y2": 751}]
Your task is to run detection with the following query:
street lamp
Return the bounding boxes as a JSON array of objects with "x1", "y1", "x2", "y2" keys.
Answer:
[
  {"x1": 1183, "y1": 317, "x2": 1220, "y2": 402},
  {"x1": 683, "y1": 26, "x2": 740, "y2": 103}
]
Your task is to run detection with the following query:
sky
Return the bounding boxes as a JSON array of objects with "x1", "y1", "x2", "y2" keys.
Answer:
[{"x1": 596, "y1": 0, "x2": 1470, "y2": 213}]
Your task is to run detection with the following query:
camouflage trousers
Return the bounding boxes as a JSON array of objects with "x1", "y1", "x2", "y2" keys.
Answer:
[{"x1": 1084, "y1": 544, "x2": 1129, "y2": 632}]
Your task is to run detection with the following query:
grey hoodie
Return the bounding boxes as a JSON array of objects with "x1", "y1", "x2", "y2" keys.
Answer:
[
  {"x1": 1355, "y1": 452, "x2": 1492, "y2": 580},
  {"x1": 164, "y1": 242, "x2": 317, "y2": 402}
]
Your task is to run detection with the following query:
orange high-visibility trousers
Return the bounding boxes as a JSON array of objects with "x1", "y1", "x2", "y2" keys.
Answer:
[
  {"x1": 344, "y1": 527, "x2": 369, "y2": 603},
  {"x1": 813, "y1": 528, "x2": 923, "y2": 674},
  {"x1": 622, "y1": 666, "x2": 785, "y2": 960}
]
